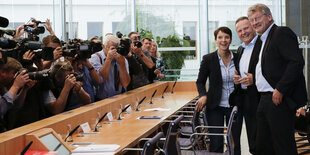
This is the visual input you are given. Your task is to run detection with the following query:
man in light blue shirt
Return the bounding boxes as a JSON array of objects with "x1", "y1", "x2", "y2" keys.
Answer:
[
  {"x1": 89, "y1": 35, "x2": 130, "y2": 100},
  {"x1": 233, "y1": 16, "x2": 262, "y2": 155}
]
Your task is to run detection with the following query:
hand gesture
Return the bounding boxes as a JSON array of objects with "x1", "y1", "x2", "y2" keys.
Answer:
[
  {"x1": 239, "y1": 72, "x2": 253, "y2": 87},
  {"x1": 233, "y1": 70, "x2": 241, "y2": 84},
  {"x1": 44, "y1": 19, "x2": 55, "y2": 35}
]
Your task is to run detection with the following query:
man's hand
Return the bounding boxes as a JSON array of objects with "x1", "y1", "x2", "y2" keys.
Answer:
[
  {"x1": 233, "y1": 70, "x2": 241, "y2": 84},
  {"x1": 53, "y1": 47, "x2": 63, "y2": 61},
  {"x1": 296, "y1": 108, "x2": 306, "y2": 117},
  {"x1": 273, "y1": 89, "x2": 283, "y2": 105},
  {"x1": 73, "y1": 81, "x2": 83, "y2": 93},
  {"x1": 106, "y1": 46, "x2": 117, "y2": 61},
  {"x1": 195, "y1": 96, "x2": 207, "y2": 111},
  {"x1": 115, "y1": 53, "x2": 125, "y2": 64},
  {"x1": 44, "y1": 19, "x2": 55, "y2": 36},
  {"x1": 64, "y1": 74, "x2": 76, "y2": 89},
  {"x1": 154, "y1": 69, "x2": 160, "y2": 75},
  {"x1": 23, "y1": 50, "x2": 35, "y2": 60},
  {"x1": 13, "y1": 70, "x2": 30, "y2": 89},
  {"x1": 24, "y1": 80, "x2": 37, "y2": 91},
  {"x1": 239, "y1": 72, "x2": 253, "y2": 87},
  {"x1": 131, "y1": 45, "x2": 142, "y2": 55}
]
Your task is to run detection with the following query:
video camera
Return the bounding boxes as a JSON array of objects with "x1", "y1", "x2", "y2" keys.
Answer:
[
  {"x1": 115, "y1": 31, "x2": 131, "y2": 56},
  {"x1": 62, "y1": 39, "x2": 102, "y2": 60},
  {"x1": 0, "y1": 37, "x2": 53, "y2": 61}
]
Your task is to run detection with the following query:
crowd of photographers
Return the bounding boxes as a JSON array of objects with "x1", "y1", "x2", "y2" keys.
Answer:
[{"x1": 0, "y1": 16, "x2": 165, "y2": 132}]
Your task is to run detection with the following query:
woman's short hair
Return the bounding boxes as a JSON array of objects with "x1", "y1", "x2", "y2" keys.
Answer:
[{"x1": 214, "y1": 26, "x2": 232, "y2": 40}]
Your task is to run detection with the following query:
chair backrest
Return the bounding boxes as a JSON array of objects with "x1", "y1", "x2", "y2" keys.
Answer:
[
  {"x1": 226, "y1": 106, "x2": 238, "y2": 155},
  {"x1": 142, "y1": 132, "x2": 164, "y2": 155},
  {"x1": 163, "y1": 115, "x2": 184, "y2": 155}
]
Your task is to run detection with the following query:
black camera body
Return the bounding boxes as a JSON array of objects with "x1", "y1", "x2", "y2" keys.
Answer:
[
  {"x1": 115, "y1": 31, "x2": 131, "y2": 56},
  {"x1": 134, "y1": 41, "x2": 142, "y2": 48},
  {"x1": 70, "y1": 72, "x2": 84, "y2": 82},
  {"x1": 62, "y1": 39, "x2": 102, "y2": 60}
]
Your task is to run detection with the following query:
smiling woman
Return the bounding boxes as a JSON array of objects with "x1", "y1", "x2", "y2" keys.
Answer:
[{"x1": 196, "y1": 26, "x2": 238, "y2": 153}]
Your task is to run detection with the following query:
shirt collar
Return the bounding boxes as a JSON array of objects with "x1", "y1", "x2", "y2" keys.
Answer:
[
  {"x1": 260, "y1": 23, "x2": 274, "y2": 42},
  {"x1": 217, "y1": 50, "x2": 234, "y2": 60},
  {"x1": 241, "y1": 35, "x2": 258, "y2": 48}
]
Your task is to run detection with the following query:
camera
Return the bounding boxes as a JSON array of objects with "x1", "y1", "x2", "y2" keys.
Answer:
[
  {"x1": 24, "y1": 25, "x2": 45, "y2": 35},
  {"x1": 62, "y1": 39, "x2": 102, "y2": 60},
  {"x1": 18, "y1": 68, "x2": 51, "y2": 81},
  {"x1": 70, "y1": 72, "x2": 84, "y2": 82},
  {"x1": 133, "y1": 41, "x2": 142, "y2": 48},
  {"x1": 115, "y1": 31, "x2": 131, "y2": 56}
]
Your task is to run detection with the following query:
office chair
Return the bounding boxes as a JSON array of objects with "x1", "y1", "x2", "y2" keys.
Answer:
[
  {"x1": 180, "y1": 106, "x2": 238, "y2": 155},
  {"x1": 122, "y1": 132, "x2": 166, "y2": 155}
]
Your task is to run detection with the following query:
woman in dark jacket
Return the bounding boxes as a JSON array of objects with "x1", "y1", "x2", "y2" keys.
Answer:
[{"x1": 195, "y1": 26, "x2": 237, "y2": 153}]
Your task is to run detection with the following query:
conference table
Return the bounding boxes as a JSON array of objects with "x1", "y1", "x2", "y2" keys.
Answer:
[{"x1": 0, "y1": 81, "x2": 198, "y2": 155}]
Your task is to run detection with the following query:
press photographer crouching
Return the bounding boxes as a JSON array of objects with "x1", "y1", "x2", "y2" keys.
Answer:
[
  {"x1": 42, "y1": 61, "x2": 91, "y2": 115},
  {"x1": 0, "y1": 57, "x2": 35, "y2": 132}
]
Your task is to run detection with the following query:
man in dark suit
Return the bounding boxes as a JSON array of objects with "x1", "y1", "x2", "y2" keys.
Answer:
[
  {"x1": 248, "y1": 3, "x2": 307, "y2": 155},
  {"x1": 232, "y1": 16, "x2": 262, "y2": 155}
]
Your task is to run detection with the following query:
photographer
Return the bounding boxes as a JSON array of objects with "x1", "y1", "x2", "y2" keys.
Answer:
[
  {"x1": 43, "y1": 61, "x2": 90, "y2": 115},
  {"x1": 14, "y1": 18, "x2": 54, "y2": 40},
  {"x1": 125, "y1": 32, "x2": 155, "y2": 90},
  {"x1": 89, "y1": 34, "x2": 130, "y2": 100},
  {"x1": 0, "y1": 57, "x2": 35, "y2": 132},
  {"x1": 73, "y1": 49, "x2": 100, "y2": 102},
  {"x1": 42, "y1": 35, "x2": 63, "y2": 69}
]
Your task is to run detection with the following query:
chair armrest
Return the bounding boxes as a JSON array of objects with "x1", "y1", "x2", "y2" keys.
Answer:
[
  {"x1": 175, "y1": 111, "x2": 194, "y2": 114},
  {"x1": 170, "y1": 115, "x2": 193, "y2": 118},
  {"x1": 194, "y1": 125, "x2": 227, "y2": 132},
  {"x1": 122, "y1": 148, "x2": 143, "y2": 152}
]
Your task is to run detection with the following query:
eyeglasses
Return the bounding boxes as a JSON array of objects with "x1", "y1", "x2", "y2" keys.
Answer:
[
  {"x1": 131, "y1": 36, "x2": 141, "y2": 40},
  {"x1": 249, "y1": 14, "x2": 265, "y2": 23}
]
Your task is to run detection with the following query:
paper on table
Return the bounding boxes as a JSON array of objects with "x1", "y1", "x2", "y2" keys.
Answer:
[
  {"x1": 72, "y1": 144, "x2": 120, "y2": 153},
  {"x1": 144, "y1": 108, "x2": 171, "y2": 111}
]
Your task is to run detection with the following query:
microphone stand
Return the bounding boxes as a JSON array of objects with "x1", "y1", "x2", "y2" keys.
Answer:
[
  {"x1": 94, "y1": 112, "x2": 108, "y2": 132},
  {"x1": 64, "y1": 124, "x2": 80, "y2": 142},
  {"x1": 149, "y1": 89, "x2": 157, "y2": 104},
  {"x1": 161, "y1": 85, "x2": 169, "y2": 99},
  {"x1": 117, "y1": 104, "x2": 131, "y2": 120},
  {"x1": 135, "y1": 96, "x2": 146, "y2": 111}
]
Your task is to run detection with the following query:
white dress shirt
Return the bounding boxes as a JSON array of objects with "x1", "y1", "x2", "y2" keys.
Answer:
[
  {"x1": 240, "y1": 35, "x2": 258, "y2": 89},
  {"x1": 255, "y1": 23, "x2": 275, "y2": 92}
]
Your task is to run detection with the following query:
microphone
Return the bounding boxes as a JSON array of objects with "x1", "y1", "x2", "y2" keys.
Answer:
[
  {"x1": 135, "y1": 96, "x2": 146, "y2": 111},
  {"x1": 149, "y1": 89, "x2": 157, "y2": 104},
  {"x1": 161, "y1": 85, "x2": 169, "y2": 98},
  {"x1": 94, "y1": 112, "x2": 108, "y2": 132},
  {"x1": 0, "y1": 16, "x2": 9, "y2": 28},
  {"x1": 21, "y1": 141, "x2": 33, "y2": 155},
  {"x1": 117, "y1": 104, "x2": 131, "y2": 120},
  {"x1": 64, "y1": 124, "x2": 80, "y2": 142},
  {"x1": 171, "y1": 81, "x2": 177, "y2": 94}
]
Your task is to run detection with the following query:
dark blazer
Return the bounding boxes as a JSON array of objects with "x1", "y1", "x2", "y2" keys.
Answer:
[
  {"x1": 196, "y1": 51, "x2": 237, "y2": 110},
  {"x1": 261, "y1": 24, "x2": 307, "y2": 109},
  {"x1": 230, "y1": 37, "x2": 262, "y2": 107}
]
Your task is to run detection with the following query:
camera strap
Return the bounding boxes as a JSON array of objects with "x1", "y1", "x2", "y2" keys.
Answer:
[{"x1": 96, "y1": 53, "x2": 103, "y2": 65}]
